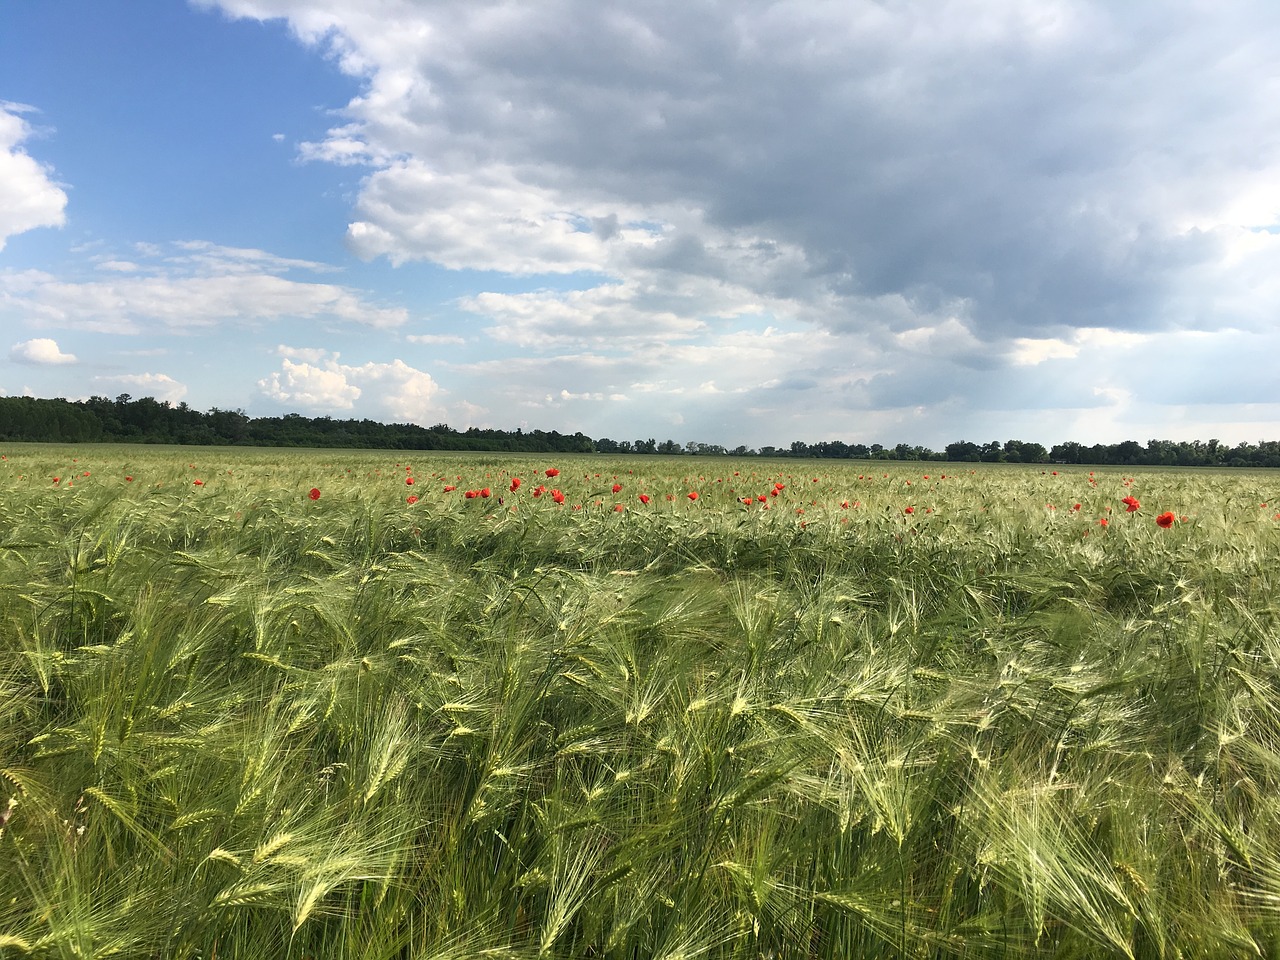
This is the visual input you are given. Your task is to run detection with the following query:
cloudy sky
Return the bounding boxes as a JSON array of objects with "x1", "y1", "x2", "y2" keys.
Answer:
[{"x1": 3, "y1": 1, "x2": 1279, "y2": 449}]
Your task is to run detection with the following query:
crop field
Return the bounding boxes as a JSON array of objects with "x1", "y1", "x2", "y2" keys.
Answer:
[{"x1": 3, "y1": 444, "x2": 1280, "y2": 959}]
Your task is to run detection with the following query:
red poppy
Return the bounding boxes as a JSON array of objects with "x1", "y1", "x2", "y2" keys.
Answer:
[
  {"x1": 406, "y1": 495, "x2": 419, "y2": 505},
  {"x1": 687, "y1": 491, "x2": 699, "y2": 501},
  {"x1": 614, "y1": 503, "x2": 624, "y2": 512},
  {"x1": 406, "y1": 477, "x2": 415, "y2": 485},
  {"x1": 193, "y1": 479, "x2": 204, "y2": 486},
  {"x1": 612, "y1": 483, "x2": 622, "y2": 493},
  {"x1": 308, "y1": 488, "x2": 321, "y2": 501},
  {"x1": 545, "y1": 468, "x2": 560, "y2": 477},
  {"x1": 1072, "y1": 503, "x2": 1081, "y2": 511},
  {"x1": 125, "y1": 476, "x2": 134, "y2": 482},
  {"x1": 444, "y1": 484, "x2": 457, "y2": 492},
  {"x1": 510, "y1": 477, "x2": 521, "y2": 492},
  {"x1": 52, "y1": 477, "x2": 60, "y2": 483},
  {"x1": 464, "y1": 490, "x2": 478, "y2": 499},
  {"x1": 533, "y1": 485, "x2": 545, "y2": 498},
  {"x1": 638, "y1": 494, "x2": 650, "y2": 505},
  {"x1": 552, "y1": 489, "x2": 565, "y2": 504},
  {"x1": 1155, "y1": 511, "x2": 1176, "y2": 528},
  {"x1": 481, "y1": 487, "x2": 491, "y2": 498},
  {"x1": 1121, "y1": 495, "x2": 1140, "y2": 512},
  {"x1": 904, "y1": 506, "x2": 914, "y2": 514},
  {"x1": 1099, "y1": 517, "x2": 1109, "y2": 527}
]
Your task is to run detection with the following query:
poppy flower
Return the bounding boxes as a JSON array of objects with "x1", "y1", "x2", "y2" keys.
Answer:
[
  {"x1": 1099, "y1": 517, "x2": 1109, "y2": 527},
  {"x1": 444, "y1": 484, "x2": 457, "y2": 492},
  {"x1": 1156, "y1": 511, "x2": 1176, "y2": 528},
  {"x1": 480, "y1": 488, "x2": 491, "y2": 498},
  {"x1": 904, "y1": 506, "x2": 914, "y2": 514},
  {"x1": 545, "y1": 468, "x2": 560, "y2": 477},
  {"x1": 614, "y1": 503, "x2": 624, "y2": 512},
  {"x1": 193, "y1": 479, "x2": 204, "y2": 486},
  {"x1": 308, "y1": 488, "x2": 321, "y2": 501},
  {"x1": 1121, "y1": 496, "x2": 1140, "y2": 512},
  {"x1": 125, "y1": 476, "x2": 134, "y2": 482},
  {"x1": 406, "y1": 495, "x2": 419, "y2": 505},
  {"x1": 552, "y1": 489, "x2": 565, "y2": 504},
  {"x1": 1072, "y1": 503, "x2": 1081, "y2": 511},
  {"x1": 533, "y1": 485, "x2": 545, "y2": 498},
  {"x1": 687, "y1": 491, "x2": 699, "y2": 501},
  {"x1": 612, "y1": 483, "x2": 622, "y2": 493},
  {"x1": 638, "y1": 494, "x2": 650, "y2": 505},
  {"x1": 464, "y1": 490, "x2": 478, "y2": 499},
  {"x1": 509, "y1": 477, "x2": 521, "y2": 492}
]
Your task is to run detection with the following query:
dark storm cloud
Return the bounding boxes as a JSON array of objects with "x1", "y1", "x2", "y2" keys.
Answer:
[{"x1": 274, "y1": 0, "x2": 1278, "y2": 338}]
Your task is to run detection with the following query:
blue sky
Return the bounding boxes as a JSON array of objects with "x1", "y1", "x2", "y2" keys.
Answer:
[{"x1": 3, "y1": 0, "x2": 1280, "y2": 449}]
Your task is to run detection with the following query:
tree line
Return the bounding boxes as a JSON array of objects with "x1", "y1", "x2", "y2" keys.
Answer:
[{"x1": 2, "y1": 394, "x2": 1280, "y2": 466}]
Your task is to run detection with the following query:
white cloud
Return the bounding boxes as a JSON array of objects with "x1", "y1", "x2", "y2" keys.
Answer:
[
  {"x1": 95, "y1": 260, "x2": 141, "y2": 273},
  {"x1": 93, "y1": 372, "x2": 188, "y2": 405},
  {"x1": 9, "y1": 337, "x2": 77, "y2": 365},
  {"x1": 0, "y1": 102, "x2": 68, "y2": 251},
  {"x1": 345, "y1": 161, "x2": 626, "y2": 273},
  {"x1": 258, "y1": 349, "x2": 444, "y2": 424},
  {"x1": 0, "y1": 241, "x2": 408, "y2": 334},
  {"x1": 406, "y1": 333, "x2": 467, "y2": 346},
  {"x1": 260, "y1": 356, "x2": 362, "y2": 409},
  {"x1": 1007, "y1": 337, "x2": 1079, "y2": 366},
  {"x1": 168, "y1": 240, "x2": 337, "y2": 275},
  {"x1": 276, "y1": 344, "x2": 333, "y2": 363}
]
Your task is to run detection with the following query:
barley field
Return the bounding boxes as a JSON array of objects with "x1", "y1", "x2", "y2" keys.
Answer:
[{"x1": 3, "y1": 444, "x2": 1280, "y2": 959}]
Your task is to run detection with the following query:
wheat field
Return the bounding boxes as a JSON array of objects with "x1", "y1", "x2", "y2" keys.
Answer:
[{"x1": 2, "y1": 445, "x2": 1280, "y2": 959}]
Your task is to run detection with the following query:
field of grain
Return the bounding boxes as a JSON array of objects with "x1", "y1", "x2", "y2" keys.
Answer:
[{"x1": 2, "y1": 445, "x2": 1280, "y2": 959}]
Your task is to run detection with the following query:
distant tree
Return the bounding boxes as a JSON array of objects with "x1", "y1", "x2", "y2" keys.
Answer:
[{"x1": 1050, "y1": 441, "x2": 1083, "y2": 464}]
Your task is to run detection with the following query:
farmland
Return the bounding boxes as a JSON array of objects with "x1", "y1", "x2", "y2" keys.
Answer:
[{"x1": 2, "y1": 445, "x2": 1280, "y2": 959}]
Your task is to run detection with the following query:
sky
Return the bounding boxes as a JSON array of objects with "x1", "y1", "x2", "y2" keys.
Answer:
[{"x1": 2, "y1": 0, "x2": 1279, "y2": 451}]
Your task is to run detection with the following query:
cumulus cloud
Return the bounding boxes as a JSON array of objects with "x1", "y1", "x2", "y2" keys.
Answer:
[
  {"x1": 0, "y1": 241, "x2": 408, "y2": 334},
  {"x1": 258, "y1": 349, "x2": 444, "y2": 424},
  {"x1": 0, "y1": 102, "x2": 68, "y2": 252},
  {"x1": 10, "y1": 337, "x2": 77, "y2": 365},
  {"x1": 260, "y1": 356, "x2": 362, "y2": 409}
]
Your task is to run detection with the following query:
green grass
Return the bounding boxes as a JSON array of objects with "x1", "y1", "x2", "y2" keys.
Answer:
[{"x1": 3, "y1": 445, "x2": 1280, "y2": 958}]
